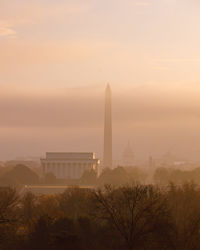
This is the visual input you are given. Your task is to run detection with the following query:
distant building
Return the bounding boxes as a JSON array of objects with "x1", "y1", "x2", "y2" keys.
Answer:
[
  {"x1": 122, "y1": 142, "x2": 134, "y2": 166},
  {"x1": 41, "y1": 152, "x2": 100, "y2": 179},
  {"x1": 148, "y1": 155, "x2": 155, "y2": 169}
]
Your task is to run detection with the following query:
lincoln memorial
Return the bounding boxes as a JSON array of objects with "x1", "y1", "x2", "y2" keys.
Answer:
[{"x1": 41, "y1": 152, "x2": 100, "y2": 179}]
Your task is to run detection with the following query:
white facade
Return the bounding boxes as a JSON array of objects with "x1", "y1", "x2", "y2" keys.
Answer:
[{"x1": 41, "y1": 152, "x2": 100, "y2": 179}]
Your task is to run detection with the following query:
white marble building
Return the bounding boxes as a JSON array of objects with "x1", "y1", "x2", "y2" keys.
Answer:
[{"x1": 41, "y1": 152, "x2": 100, "y2": 179}]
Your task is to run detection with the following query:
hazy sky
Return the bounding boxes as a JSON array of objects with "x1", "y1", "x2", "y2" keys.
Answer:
[{"x1": 1, "y1": 0, "x2": 200, "y2": 162}]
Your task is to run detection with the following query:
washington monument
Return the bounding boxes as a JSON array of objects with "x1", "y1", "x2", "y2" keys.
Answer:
[{"x1": 103, "y1": 84, "x2": 112, "y2": 168}]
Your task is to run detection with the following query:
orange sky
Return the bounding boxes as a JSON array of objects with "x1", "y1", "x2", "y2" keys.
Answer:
[{"x1": 1, "y1": 0, "x2": 200, "y2": 162}]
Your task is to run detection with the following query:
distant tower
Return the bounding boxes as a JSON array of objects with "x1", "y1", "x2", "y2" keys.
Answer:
[
  {"x1": 103, "y1": 84, "x2": 112, "y2": 168},
  {"x1": 123, "y1": 142, "x2": 134, "y2": 166},
  {"x1": 149, "y1": 155, "x2": 154, "y2": 168}
]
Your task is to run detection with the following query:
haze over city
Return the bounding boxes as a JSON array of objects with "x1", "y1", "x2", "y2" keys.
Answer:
[
  {"x1": 1, "y1": 0, "x2": 200, "y2": 163},
  {"x1": 2, "y1": 1, "x2": 200, "y2": 250}
]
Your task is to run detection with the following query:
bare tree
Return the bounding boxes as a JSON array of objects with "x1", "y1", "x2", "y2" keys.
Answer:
[
  {"x1": 0, "y1": 187, "x2": 19, "y2": 223},
  {"x1": 167, "y1": 182, "x2": 200, "y2": 250},
  {"x1": 92, "y1": 185, "x2": 171, "y2": 250}
]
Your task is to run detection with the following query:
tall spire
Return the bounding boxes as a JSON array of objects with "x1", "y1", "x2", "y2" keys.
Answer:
[
  {"x1": 103, "y1": 84, "x2": 112, "y2": 168},
  {"x1": 123, "y1": 141, "x2": 134, "y2": 166}
]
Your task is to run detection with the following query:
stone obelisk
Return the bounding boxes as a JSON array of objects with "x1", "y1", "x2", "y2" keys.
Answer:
[{"x1": 103, "y1": 84, "x2": 112, "y2": 168}]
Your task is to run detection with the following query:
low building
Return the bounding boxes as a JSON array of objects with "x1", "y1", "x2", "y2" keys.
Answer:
[{"x1": 41, "y1": 152, "x2": 100, "y2": 179}]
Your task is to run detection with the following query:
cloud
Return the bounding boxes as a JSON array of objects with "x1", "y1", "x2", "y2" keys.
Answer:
[
  {"x1": 0, "y1": 21, "x2": 16, "y2": 37},
  {"x1": 155, "y1": 58, "x2": 200, "y2": 63},
  {"x1": 135, "y1": 2, "x2": 151, "y2": 7},
  {"x1": 0, "y1": 1, "x2": 92, "y2": 39},
  {"x1": 1, "y1": 85, "x2": 200, "y2": 161},
  {"x1": 151, "y1": 66, "x2": 169, "y2": 71},
  {"x1": 0, "y1": 85, "x2": 200, "y2": 128},
  {"x1": 0, "y1": 1, "x2": 91, "y2": 24}
]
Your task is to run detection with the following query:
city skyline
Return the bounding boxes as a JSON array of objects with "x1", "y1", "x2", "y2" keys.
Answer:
[{"x1": 1, "y1": 2, "x2": 200, "y2": 249}]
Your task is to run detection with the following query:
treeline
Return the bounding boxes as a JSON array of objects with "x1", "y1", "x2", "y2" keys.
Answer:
[
  {"x1": 38, "y1": 166, "x2": 147, "y2": 186},
  {"x1": 0, "y1": 165, "x2": 39, "y2": 188},
  {"x1": 0, "y1": 165, "x2": 147, "y2": 188},
  {"x1": 1, "y1": 183, "x2": 200, "y2": 249},
  {"x1": 2, "y1": 164, "x2": 200, "y2": 188},
  {"x1": 154, "y1": 167, "x2": 200, "y2": 185}
]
